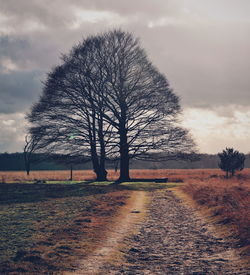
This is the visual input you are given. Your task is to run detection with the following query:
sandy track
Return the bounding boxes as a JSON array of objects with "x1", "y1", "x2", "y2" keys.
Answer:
[
  {"x1": 63, "y1": 191, "x2": 147, "y2": 275},
  {"x1": 101, "y1": 190, "x2": 249, "y2": 275}
]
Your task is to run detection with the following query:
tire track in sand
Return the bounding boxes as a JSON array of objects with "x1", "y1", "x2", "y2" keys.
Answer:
[{"x1": 63, "y1": 191, "x2": 147, "y2": 275}]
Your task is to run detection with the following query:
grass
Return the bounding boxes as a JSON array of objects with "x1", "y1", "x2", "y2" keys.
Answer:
[
  {"x1": 4, "y1": 168, "x2": 250, "y2": 182},
  {"x1": 0, "y1": 182, "x2": 131, "y2": 274},
  {"x1": 121, "y1": 181, "x2": 182, "y2": 191},
  {"x1": 1, "y1": 168, "x2": 250, "y2": 272},
  {"x1": 0, "y1": 179, "x2": 177, "y2": 274},
  {"x1": 179, "y1": 171, "x2": 250, "y2": 258},
  {"x1": 0, "y1": 182, "x2": 111, "y2": 204}
]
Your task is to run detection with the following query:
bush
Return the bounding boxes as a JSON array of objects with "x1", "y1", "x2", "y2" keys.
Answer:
[{"x1": 218, "y1": 148, "x2": 245, "y2": 178}]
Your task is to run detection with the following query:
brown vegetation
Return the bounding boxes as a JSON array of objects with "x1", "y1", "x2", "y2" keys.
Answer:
[
  {"x1": 179, "y1": 170, "x2": 250, "y2": 258},
  {"x1": 1, "y1": 168, "x2": 250, "y2": 265},
  {"x1": 2, "y1": 168, "x2": 248, "y2": 183},
  {"x1": 0, "y1": 183, "x2": 131, "y2": 274}
]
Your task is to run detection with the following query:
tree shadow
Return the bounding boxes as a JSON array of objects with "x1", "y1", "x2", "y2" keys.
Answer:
[
  {"x1": 129, "y1": 178, "x2": 168, "y2": 183},
  {"x1": 0, "y1": 183, "x2": 123, "y2": 205}
]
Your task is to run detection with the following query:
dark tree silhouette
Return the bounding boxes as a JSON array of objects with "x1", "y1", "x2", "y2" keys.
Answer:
[
  {"x1": 28, "y1": 30, "x2": 196, "y2": 182},
  {"x1": 86, "y1": 30, "x2": 196, "y2": 181},
  {"x1": 28, "y1": 62, "x2": 112, "y2": 181},
  {"x1": 218, "y1": 147, "x2": 245, "y2": 178},
  {"x1": 23, "y1": 134, "x2": 41, "y2": 175}
]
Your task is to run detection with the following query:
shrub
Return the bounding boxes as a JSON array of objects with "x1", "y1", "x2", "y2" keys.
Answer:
[{"x1": 218, "y1": 148, "x2": 245, "y2": 178}]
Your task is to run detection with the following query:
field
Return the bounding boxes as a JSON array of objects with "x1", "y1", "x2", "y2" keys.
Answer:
[
  {"x1": 0, "y1": 172, "x2": 177, "y2": 274},
  {"x1": 0, "y1": 182, "x2": 135, "y2": 273},
  {"x1": 0, "y1": 168, "x2": 239, "y2": 183},
  {"x1": 0, "y1": 169, "x2": 250, "y2": 273},
  {"x1": 179, "y1": 170, "x2": 250, "y2": 258}
]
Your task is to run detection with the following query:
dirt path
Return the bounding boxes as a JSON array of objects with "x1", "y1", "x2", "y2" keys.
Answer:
[
  {"x1": 100, "y1": 189, "x2": 249, "y2": 275},
  {"x1": 63, "y1": 191, "x2": 147, "y2": 275}
]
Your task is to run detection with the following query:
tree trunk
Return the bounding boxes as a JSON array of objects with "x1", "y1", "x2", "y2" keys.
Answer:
[
  {"x1": 70, "y1": 164, "x2": 73, "y2": 181},
  {"x1": 231, "y1": 169, "x2": 235, "y2": 177},
  {"x1": 24, "y1": 153, "x2": 30, "y2": 176},
  {"x1": 89, "y1": 110, "x2": 107, "y2": 182},
  {"x1": 96, "y1": 167, "x2": 107, "y2": 181},
  {"x1": 90, "y1": 147, "x2": 107, "y2": 181},
  {"x1": 118, "y1": 123, "x2": 130, "y2": 182},
  {"x1": 119, "y1": 151, "x2": 130, "y2": 182},
  {"x1": 97, "y1": 158, "x2": 107, "y2": 181},
  {"x1": 97, "y1": 115, "x2": 108, "y2": 181}
]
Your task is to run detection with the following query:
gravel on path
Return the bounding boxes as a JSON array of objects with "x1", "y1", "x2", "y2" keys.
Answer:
[{"x1": 102, "y1": 189, "x2": 249, "y2": 275}]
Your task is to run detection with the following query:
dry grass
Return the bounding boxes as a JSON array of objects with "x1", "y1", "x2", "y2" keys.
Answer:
[
  {"x1": 179, "y1": 169, "x2": 250, "y2": 258},
  {"x1": 0, "y1": 170, "x2": 96, "y2": 182},
  {"x1": 0, "y1": 183, "x2": 131, "y2": 274},
  {"x1": 1, "y1": 168, "x2": 244, "y2": 182},
  {"x1": 1, "y1": 168, "x2": 250, "y2": 262}
]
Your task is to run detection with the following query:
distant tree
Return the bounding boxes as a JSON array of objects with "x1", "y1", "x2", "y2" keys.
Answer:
[
  {"x1": 218, "y1": 147, "x2": 245, "y2": 178},
  {"x1": 23, "y1": 134, "x2": 41, "y2": 175}
]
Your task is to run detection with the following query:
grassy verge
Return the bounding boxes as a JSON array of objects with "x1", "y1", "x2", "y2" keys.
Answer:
[
  {"x1": 0, "y1": 182, "x2": 131, "y2": 274},
  {"x1": 180, "y1": 181, "x2": 250, "y2": 258},
  {"x1": 121, "y1": 181, "x2": 182, "y2": 191}
]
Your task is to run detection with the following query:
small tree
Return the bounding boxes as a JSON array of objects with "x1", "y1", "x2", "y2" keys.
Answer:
[
  {"x1": 218, "y1": 147, "x2": 245, "y2": 178},
  {"x1": 23, "y1": 134, "x2": 41, "y2": 175}
]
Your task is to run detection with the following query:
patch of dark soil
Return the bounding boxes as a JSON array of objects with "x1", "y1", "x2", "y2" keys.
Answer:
[
  {"x1": 57, "y1": 245, "x2": 72, "y2": 250},
  {"x1": 22, "y1": 255, "x2": 47, "y2": 265},
  {"x1": 36, "y1": 241, "x2": 53, "y2": 246},
  {"x1": 12, "y1": 250, "x2": 27, "y2": 262}
]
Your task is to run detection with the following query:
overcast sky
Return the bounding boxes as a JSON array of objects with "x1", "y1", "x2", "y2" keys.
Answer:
[{"x1": 0, "y1": 0, "x2": 249, "y2": 154}]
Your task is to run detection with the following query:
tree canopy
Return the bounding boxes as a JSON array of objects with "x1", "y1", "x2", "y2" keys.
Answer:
[
  {"x1": 218, "y1": 147, "x2": 245, "y2": 178},
  {"x1": 28, "y1": 30, "x2": 196, "y2": 182}
]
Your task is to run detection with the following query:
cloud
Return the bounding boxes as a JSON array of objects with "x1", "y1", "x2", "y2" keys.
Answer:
[
  {"x1": 70, "y1": 9, "x2": 128, "y2": 29},
  {"x1": 0, "y1": 70, "x2": 43, "y2": 113},
  {"x1": 0, "y1": 112, "x2": 27, "y2": 152},
  {"x1": 140, "y1": 21, "x2": 250, "y2": 108},
  {"x1": 182, "y1": 106, "x2": 250, "y2": 154},
  {"x1": 0, "y1": 0, "x2": 249, "y2": 152}
]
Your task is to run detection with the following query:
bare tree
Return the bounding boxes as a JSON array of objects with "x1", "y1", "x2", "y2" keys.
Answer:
[
  {"x1": 28, "y1": 42, "x2": 114, "y2": 181},
  {"x1": 28, "y1": 30, "x2": 196, "y2": 182},
  {"x1": 23, "y1": 134, "x2": 41, "y2": 175},
  {"x1": 84, "y1": 30, "x2": 196, "y2": 181}
]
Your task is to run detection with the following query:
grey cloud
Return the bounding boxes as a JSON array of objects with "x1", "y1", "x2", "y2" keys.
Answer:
[
  {"x1": 0, "y1": 36, "x2": 34, "y2": 71},
  {"x1": 0, "y1": 36, "x2": 30, "y2": 58},
  {"x1": 0, "y1": 0, "x2": 249, "y2": 111},
  {"x1": 0, "y1": 0, "x2": 249, "y2": 152},
  {"x1": 0, "y1": 0, "x2": 74, "y2": 29},
  {"x1": 136, "y1": 22, "x2": 250, "y2": 108},
  {"x1": 0, "y1": 112, "x2": 27, "y2": 152},
  {"x1": 0, "y1": 35, "x2": 64, "y2": 71},
  {"x1": 0, "y1": 70, "x2": 43, "y2": 113},
  {"x1": 0, "y1": 0, "x2": 178, "y2": 23},
  {"x1": 1, "y1": 0, "x2": 249, "y2": 31}
]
